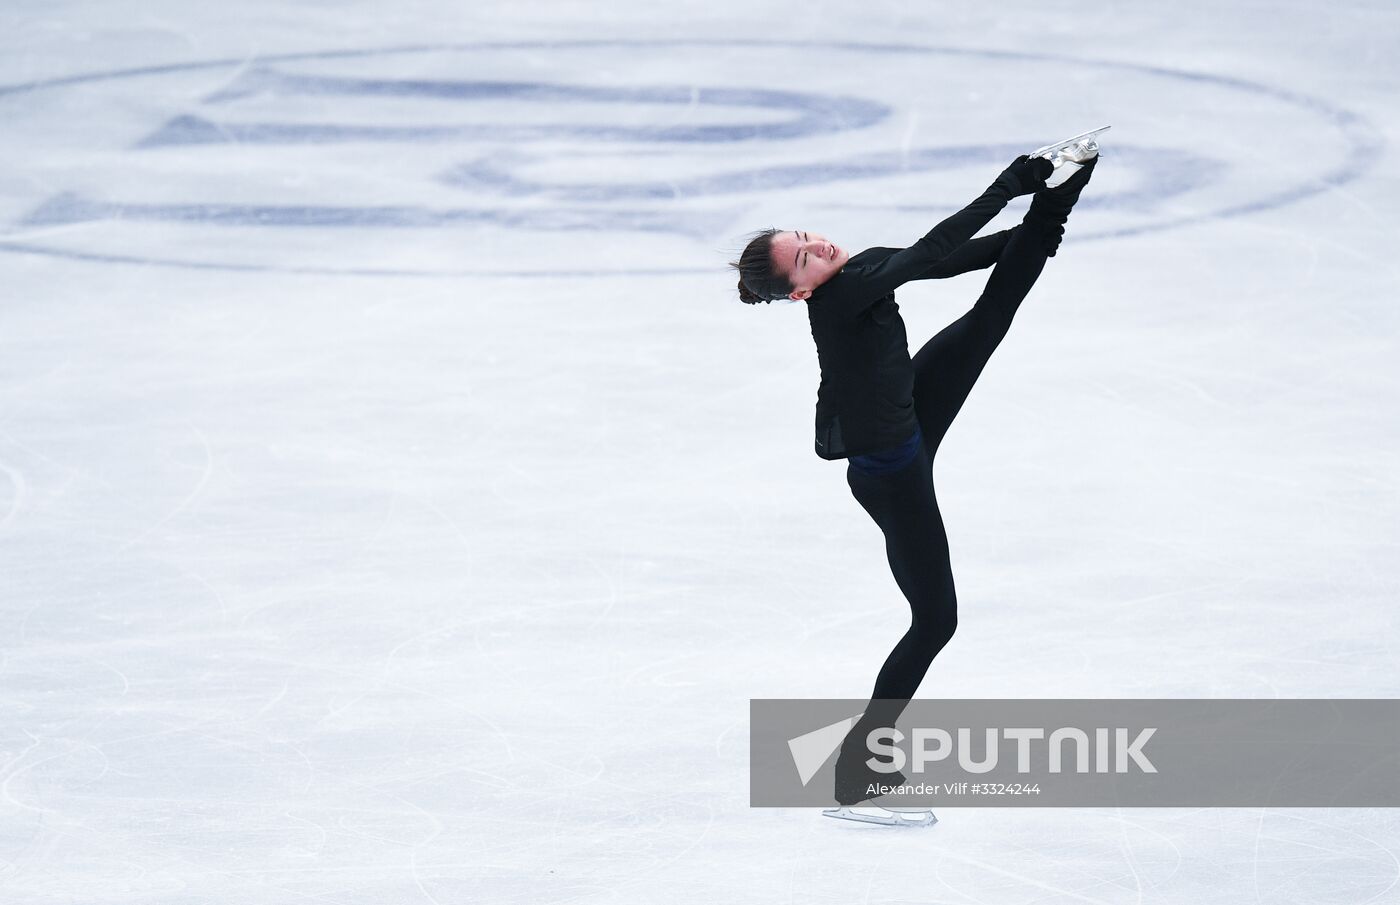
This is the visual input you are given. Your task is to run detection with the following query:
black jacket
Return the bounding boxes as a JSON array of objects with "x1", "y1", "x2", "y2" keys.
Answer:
[{"x1": 805, "y1": 174, "x2": 1021, "y2": 459}]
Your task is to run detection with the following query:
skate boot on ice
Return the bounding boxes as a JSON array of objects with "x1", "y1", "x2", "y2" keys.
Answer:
[
  {"x1": 827, "y1": 748, "x2": 935, "y2": 826},
  {"x1": 822, "y1": 806, "x2": 938, "y2": 827},
  {"x1": 832, "y1": 750, "x2": 906, "y2": 806},
  {"x1": 831, "y1": 720, "x2": 908, "y2": 806}
]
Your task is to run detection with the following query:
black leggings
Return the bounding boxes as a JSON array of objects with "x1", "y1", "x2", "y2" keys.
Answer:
[{"x1": 845, "y1": 214, "x2": 1051, "y2": 719}]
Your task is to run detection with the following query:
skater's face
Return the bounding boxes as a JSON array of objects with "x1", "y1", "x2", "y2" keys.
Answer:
[{"x1": 770, "y1": 230, "x2": 848, "y2": 300}]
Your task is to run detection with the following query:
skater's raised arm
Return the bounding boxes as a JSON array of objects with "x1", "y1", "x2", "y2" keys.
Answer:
[
  {"x1": 850, "y1": 231, "x2": 1012, "y2": 286},
  {"x1": 911, "y1": 229, "x2": 1016, "y2": 281},
  {"x1": 837, "y1": 157, "x2": 1051, "y2": 305},
  {"x1": 727, "y1": 158, "x2": 1050, "y2": 311}
]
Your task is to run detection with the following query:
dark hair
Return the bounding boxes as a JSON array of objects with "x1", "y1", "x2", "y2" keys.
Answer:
[{"x1": 728, "y1": 228, "x2": 793, "y2": 304}]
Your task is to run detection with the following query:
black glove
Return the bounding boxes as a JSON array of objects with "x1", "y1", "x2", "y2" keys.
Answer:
[{"x1": 996, "y1": 155, "x2": 1054, "y2": 197}]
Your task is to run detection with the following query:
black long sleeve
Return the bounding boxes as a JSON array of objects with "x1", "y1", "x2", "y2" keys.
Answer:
[
  {"x1": 804, "y1": 173, "x2": 1024, "y2": 460},
  {"x1": 813, "y1": 175, "x2": 1019, "y2": 318},
  {"x1": 912, "y1": 228, "x2": 1016, "y2": 281},
  {"x1": 916, "y1": 175, "x2": 1020, "y2": 259}
]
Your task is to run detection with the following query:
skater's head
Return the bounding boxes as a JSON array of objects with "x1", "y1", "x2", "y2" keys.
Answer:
[
  {"x1": 731, "y1": 229, "x2": 848, "y2": 304},
  {"x1": 731, "y1": 229, "x2": 790, "y2": 304}
]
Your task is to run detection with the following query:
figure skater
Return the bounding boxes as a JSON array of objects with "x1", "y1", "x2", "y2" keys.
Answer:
[{"x1": 731, "y1": 140, "x2": 1100, "y2": 815}]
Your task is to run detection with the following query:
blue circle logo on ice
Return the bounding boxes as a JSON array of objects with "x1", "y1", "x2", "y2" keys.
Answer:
[{"x1": 0, "y1": 41, "x2": 1383, "y2": 277}]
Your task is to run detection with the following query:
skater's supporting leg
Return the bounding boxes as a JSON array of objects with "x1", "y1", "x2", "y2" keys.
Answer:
[
  {"x1": 837, "y1": 445, "x2": 958, "y2": 802},
  {"x1": 849, "y1": 458, "x2": 957, "y2": 703}
]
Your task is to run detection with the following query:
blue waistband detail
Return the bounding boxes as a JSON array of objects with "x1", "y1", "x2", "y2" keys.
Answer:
[{"x1": 848, "y1": 426, "x2": 923, "y2": 475}]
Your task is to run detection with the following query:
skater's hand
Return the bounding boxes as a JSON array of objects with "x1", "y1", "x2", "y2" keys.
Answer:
[{"x1": 997, "y1": 155, "x2": 1054, "y2": 197}]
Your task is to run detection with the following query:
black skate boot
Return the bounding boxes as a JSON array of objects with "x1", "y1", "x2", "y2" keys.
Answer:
[
  {"x1": 824, "y1": 721, "x2": 936, "y2": 827},
  {"x1": 832, "y1": 735, "x2": 906, "y2": 806}
]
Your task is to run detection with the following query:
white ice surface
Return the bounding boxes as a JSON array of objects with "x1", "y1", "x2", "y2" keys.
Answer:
[{"x1": 2, "y1": 1, "x2": 1399, "y2": 902}]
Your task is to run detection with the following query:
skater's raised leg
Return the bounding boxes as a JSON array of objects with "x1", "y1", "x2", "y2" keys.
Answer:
[{"x1": 913, "y1": 152, "x2": 1098, "y2": 456}]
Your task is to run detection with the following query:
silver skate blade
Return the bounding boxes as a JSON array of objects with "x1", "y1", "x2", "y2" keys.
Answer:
[
  {"x1": 822, "y1": 807, "x2": 938, "y2": 827},
  {"x1": 1029, "y1": 125, "x2": 1111, "y2": 160}
]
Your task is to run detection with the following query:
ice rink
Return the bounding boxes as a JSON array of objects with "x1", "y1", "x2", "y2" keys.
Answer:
[{"x1": 2, "y1": 0, "x2": 1399, "y2": 901}]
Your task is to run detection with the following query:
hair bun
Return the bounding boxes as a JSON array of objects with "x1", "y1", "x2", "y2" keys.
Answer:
[
  {"x1": 729, "y1": 228, "x2": 787, "y2": 305},
  {"x1": 737, "y1": 278, "x2": 767, "y2": 305}
]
